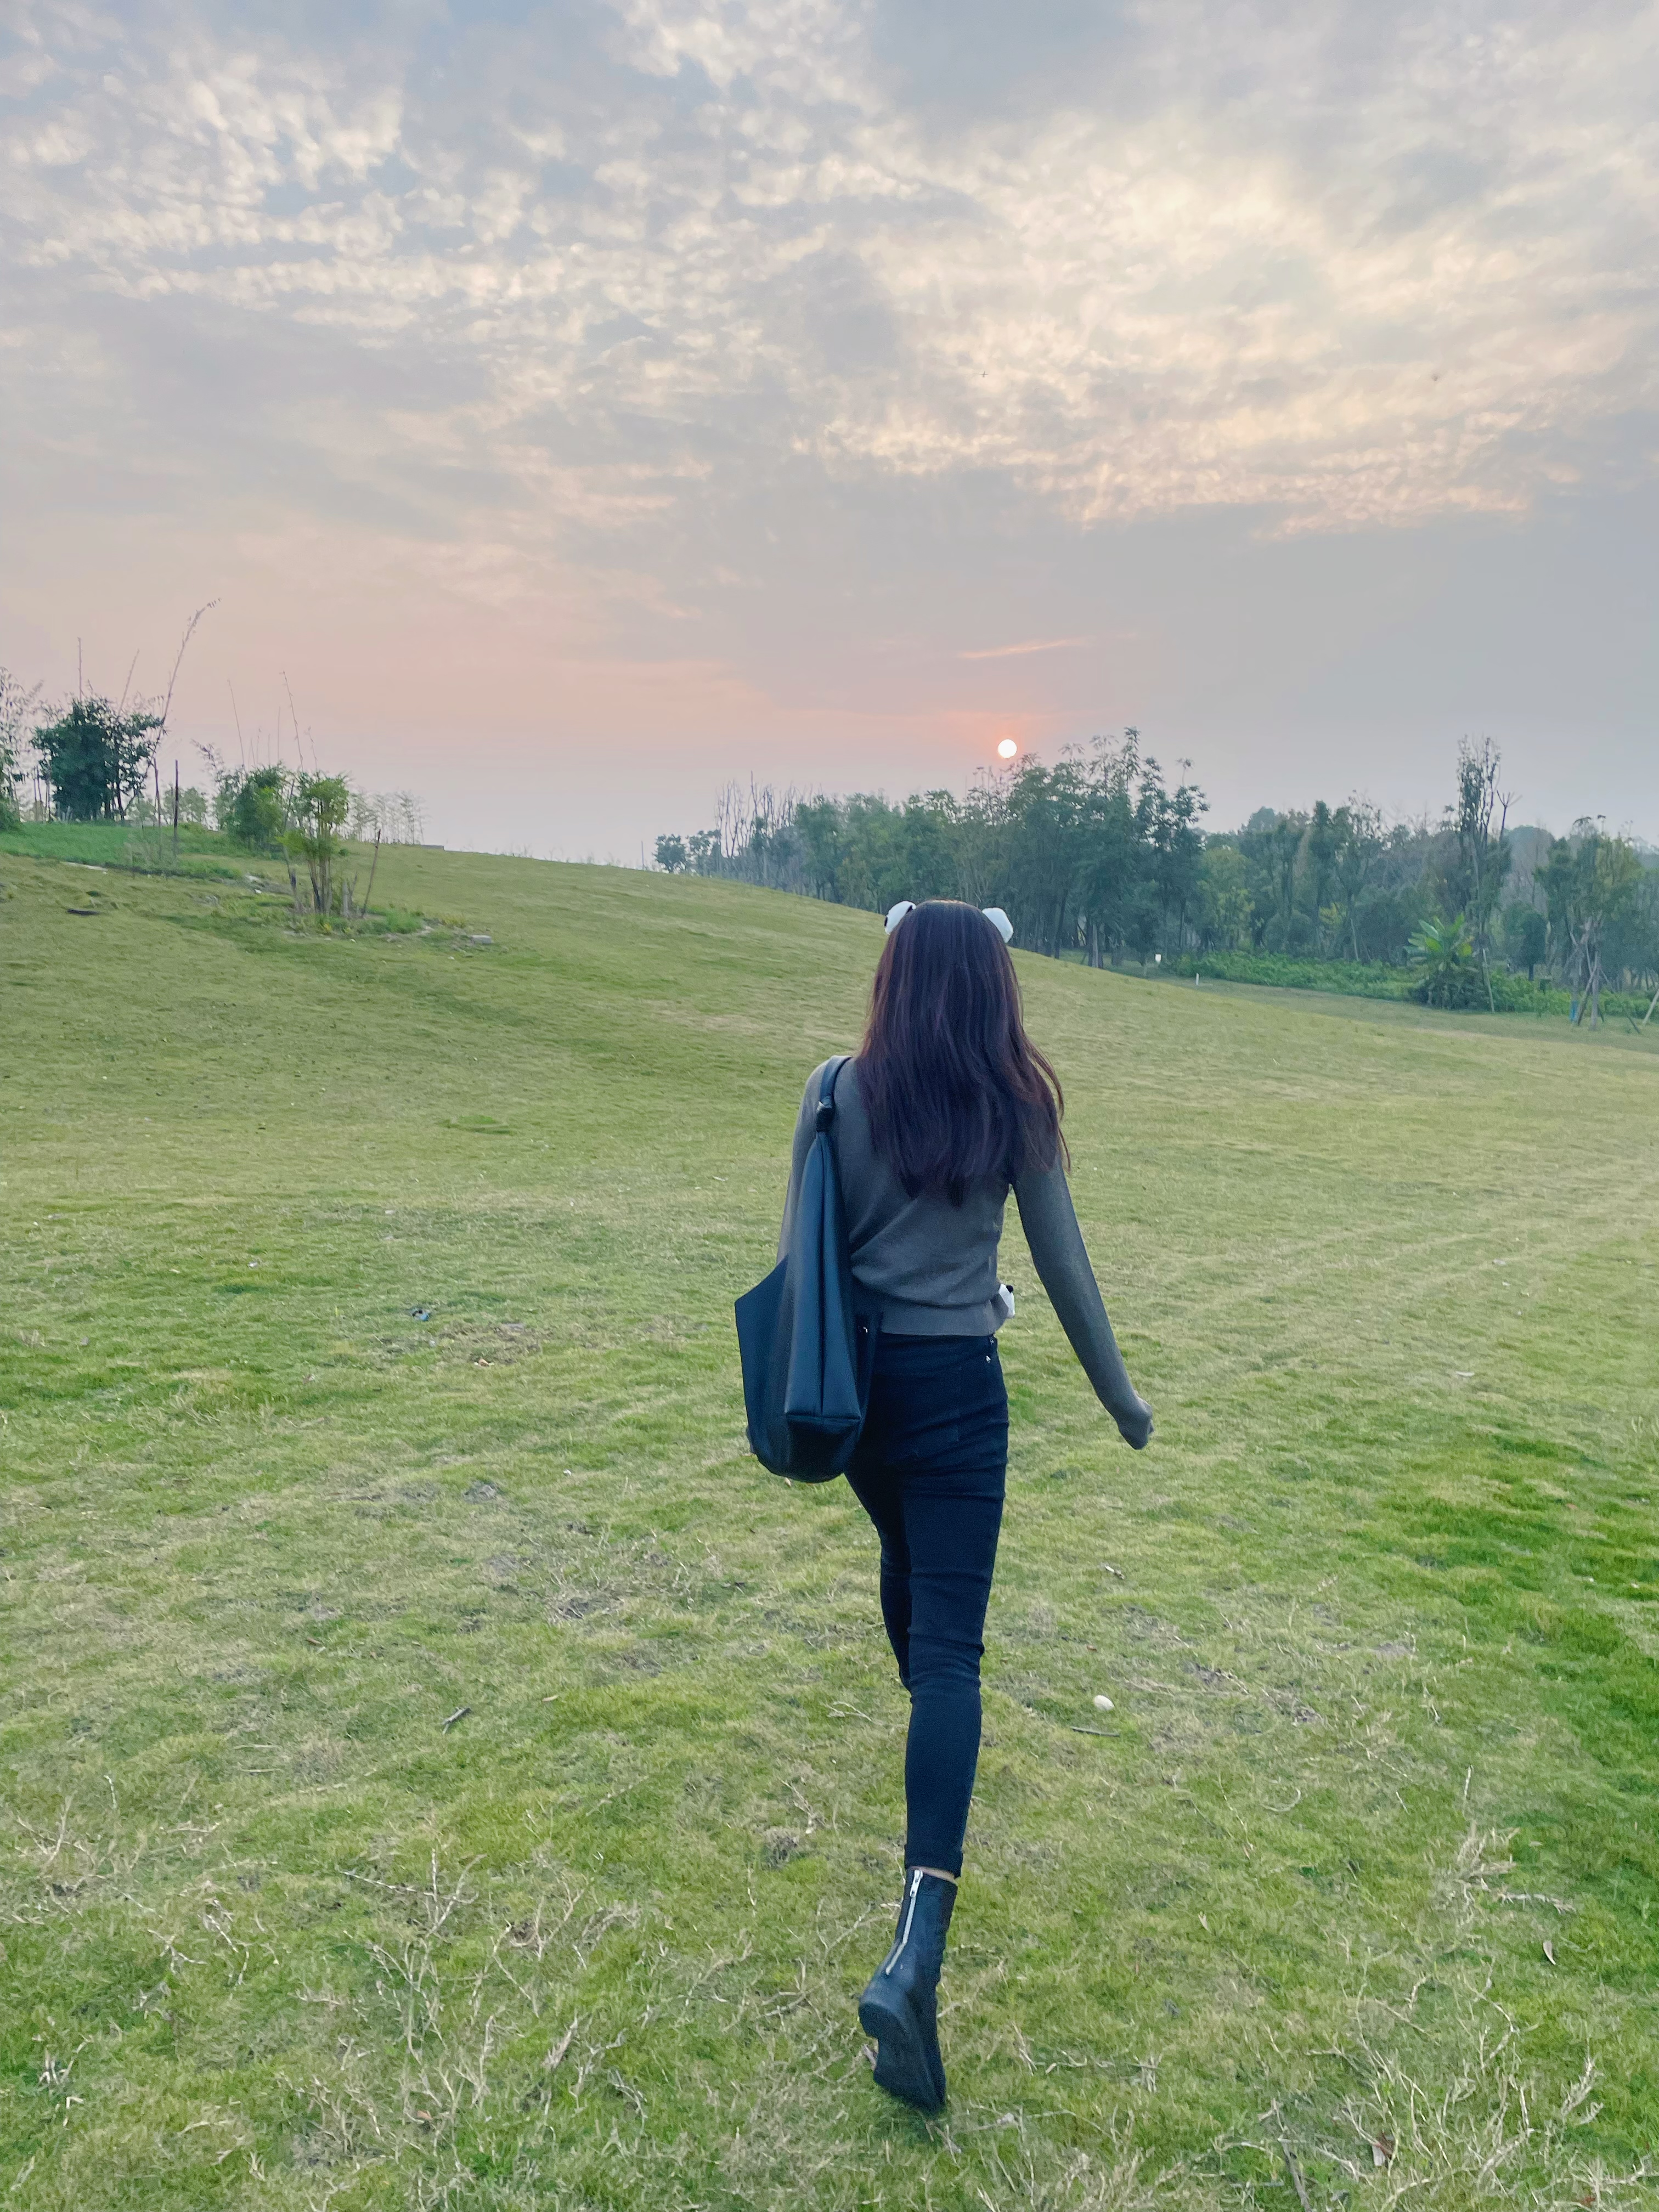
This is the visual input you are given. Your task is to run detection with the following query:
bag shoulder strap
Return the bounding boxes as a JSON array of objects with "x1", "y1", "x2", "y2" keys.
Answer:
[{"x1": 814, "y1": 1053, "x2": 852, "y2": 1136}]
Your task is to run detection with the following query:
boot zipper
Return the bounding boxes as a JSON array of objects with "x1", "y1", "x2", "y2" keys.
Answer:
[{"x1": 881, "y1": 1867, "x2": 924, "y2": 1976}]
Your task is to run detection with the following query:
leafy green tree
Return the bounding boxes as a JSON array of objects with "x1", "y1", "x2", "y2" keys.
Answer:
[
  {"x1": 788, "y1": 802, "x2": 841, "y2": 898},
  {"x1": 1305, "y1": 801, "x2": 1342, "y2": 947},
  {"x1": 1439, "y1": 739, "x2": 1511, "y2": 1006},
  {"x1": 1332, "y1": 800, "x2": 1383, "y2": 960},
  {"x1": 943, "y1": 779, "x2": 1010, "y2": 915},
  {"x1": 1255, "y1": 811, "x2": 1310, "y2": 951},
  {"x1": 1360, "y1": 822, "x2": 1435, "y2": 963},
  {"x1": 654, "y1": 833, "x2": 689, "y2": 873},
  {"x1": 1605, "y1": 858, "x2": 1659, "y2": 990},
  {"x1": 1539, "y1": 826, "x2": 1645, "y2": 1026},
  {"x1": 1138, "y1": 758, "x2": 1207, "y2": 955},
  {"x1": 898, "y1": 795, "x2": 961, "y2": 908},
  {"x1": 744, "y1": 810, "x2": 797, "y2": 887},
  {"x1": 1503, "y1": 903, "x2": 1548, "y2": 980},
  {"x1": 1000, "y1": 755, "x2": 1091, "y2": 955},
  {"x1": 1231, "y1": 810, "x2": 1281, "y2": 947},
  {"x1": 28, "y1": 608, "x2": 210, "y2": 828},
  {"x1": 1075, "y1": 735, "x2": 1145, "y2": 965},
  {"x1": 33, "y1": 696, "x2": 163, "y2": 821},
  {"x1": 1195, "y1": 840, "x2": 1252, "y2": 950}
]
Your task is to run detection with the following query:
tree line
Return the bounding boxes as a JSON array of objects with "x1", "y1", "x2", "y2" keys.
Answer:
[{"x1": 655, "y1": 735, "x2": 1659, "y2": 1023}]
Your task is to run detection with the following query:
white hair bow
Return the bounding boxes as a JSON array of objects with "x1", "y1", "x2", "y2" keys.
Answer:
[{"x1": 885, "y1": 900, "x2": 1014, "y2": 945}]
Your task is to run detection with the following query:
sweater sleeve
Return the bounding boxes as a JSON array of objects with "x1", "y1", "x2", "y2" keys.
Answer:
[
  {"x1": 1012, "y1": 1161, "x2": 1153, "y2": 1448},
  {"x1": 775, "y1": 1065, "x2": 826, "y2": 1261}
]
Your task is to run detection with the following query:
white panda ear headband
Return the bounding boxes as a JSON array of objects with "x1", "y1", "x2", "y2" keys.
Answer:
[{"x1": 885, "y1": 899, "x2": 1014, "y2": 945}]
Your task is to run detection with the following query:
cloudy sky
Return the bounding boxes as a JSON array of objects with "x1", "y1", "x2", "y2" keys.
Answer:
[{"x1": 3, "y1": 0, "x2": 1656, "y2": 855}]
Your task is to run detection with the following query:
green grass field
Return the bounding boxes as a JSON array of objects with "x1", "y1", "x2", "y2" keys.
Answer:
[{"x1": 3, "y1": 834, "x2": 1657, "y2": 2211}]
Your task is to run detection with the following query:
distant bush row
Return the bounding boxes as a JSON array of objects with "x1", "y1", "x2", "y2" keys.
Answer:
[{"x1": 1168, "y1": 950, "x2": 1651, "y2": 1021}]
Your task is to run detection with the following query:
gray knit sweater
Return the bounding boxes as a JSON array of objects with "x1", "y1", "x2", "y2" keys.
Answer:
[{"x1": 778, "y1": 1058, "x2": 1152, "y2": 1447}]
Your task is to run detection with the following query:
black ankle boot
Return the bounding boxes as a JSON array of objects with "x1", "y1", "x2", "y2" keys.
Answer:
[{"x1": 858, "y1": 1867, "x2": 956, "y2": 2111}]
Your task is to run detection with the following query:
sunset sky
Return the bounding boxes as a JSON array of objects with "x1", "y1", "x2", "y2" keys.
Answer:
[{"x1": 3, "y1": 0, "x2": 1656, "y2": 856}]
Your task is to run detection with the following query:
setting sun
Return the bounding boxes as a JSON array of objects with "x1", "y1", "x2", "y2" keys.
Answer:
[{"x1": 996, "y1": 738, "x2": 1019, "y2": 760}]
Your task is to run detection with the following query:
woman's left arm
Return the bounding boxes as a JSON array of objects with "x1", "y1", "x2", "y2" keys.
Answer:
[{"x1": 1013, "y1": 1161, "x2": 1153, "y2": 1448}]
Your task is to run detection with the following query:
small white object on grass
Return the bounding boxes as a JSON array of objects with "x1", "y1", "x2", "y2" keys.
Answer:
[{"x1": 1093, "y1": 1694, "x2": 1114, "y2": 1711}]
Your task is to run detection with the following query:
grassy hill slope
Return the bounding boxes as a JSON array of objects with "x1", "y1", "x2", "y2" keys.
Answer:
[{"x1": 2, "y1": 838, "x2": 1658, "y2": 2211}]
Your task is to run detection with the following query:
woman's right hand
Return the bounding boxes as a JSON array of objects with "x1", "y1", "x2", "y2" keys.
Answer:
[{"x1": 1113, "y1": 1393, "x2": 1154, "y2": 1451}]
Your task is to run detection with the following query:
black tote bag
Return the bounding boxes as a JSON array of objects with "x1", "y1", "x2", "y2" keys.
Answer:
[{"x1": 734, "y1": 1056, "x2": 878, "y2": 1480}]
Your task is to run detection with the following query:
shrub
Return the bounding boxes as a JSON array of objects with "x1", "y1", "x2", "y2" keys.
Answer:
[
  {"x1": 284, "y1": 773, "x2": 351, "y2": 917},
  {"x1": 1171, "y1": 950, "x2": 1413, "y2": 1000},
  {"x1": 1409, "y1": 915, "x2": 1480, "y2": 1007},
  {"x1": 217, "y1": 765, "x2": 290, "y2": 850},
  {"x1": 1170, "y1": 949, "x2": 1582, "y2": 1019}
]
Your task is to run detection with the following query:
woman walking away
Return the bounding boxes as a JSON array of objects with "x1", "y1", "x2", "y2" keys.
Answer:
[{"x1": 776, "y1": 899, "x2": 1153, "y2": 2113}]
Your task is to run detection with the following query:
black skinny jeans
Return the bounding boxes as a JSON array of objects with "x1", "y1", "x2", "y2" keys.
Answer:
[{"x1": 845, "y1": 1334, "x2": 1008, "y2": 1878}]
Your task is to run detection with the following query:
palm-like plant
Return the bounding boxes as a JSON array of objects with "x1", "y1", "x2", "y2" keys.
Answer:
[{"x1": 1410, "y1": 913, "x2": 1477, "y2": 1007}]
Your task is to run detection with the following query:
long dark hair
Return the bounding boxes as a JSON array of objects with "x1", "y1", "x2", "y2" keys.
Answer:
[{"x1": 859, "y1": 900, "x2": 1065, "y2": 1205}]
